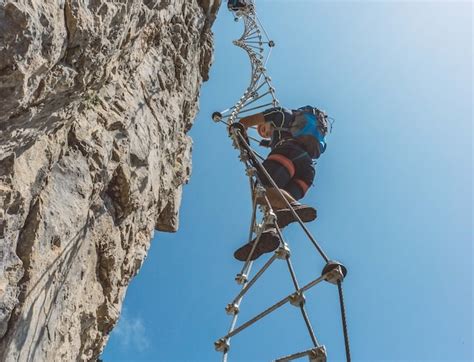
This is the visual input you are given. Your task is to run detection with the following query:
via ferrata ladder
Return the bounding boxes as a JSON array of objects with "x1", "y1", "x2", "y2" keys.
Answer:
[{"x1": 212, "y1": 2, "x2": 351, "y2": 361}]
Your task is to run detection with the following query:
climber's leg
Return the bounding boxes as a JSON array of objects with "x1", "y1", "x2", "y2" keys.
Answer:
[
  {"x1": 264, "y1": 187, "x2": 296, "y2": 210},
  {"x1": 256, "y1": 152, "x2": 295, "y2": 209},
  {"x1": 276, "y1": 146, "x2": 317, "y2": 228}
]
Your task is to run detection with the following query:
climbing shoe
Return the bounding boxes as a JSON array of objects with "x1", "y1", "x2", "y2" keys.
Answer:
[
  {"x1": 275, "y1": 203, "x2": 317, "y2": 228},
  {"x1": 233, "y1": 228, "x2": 281, "y2": 262}
]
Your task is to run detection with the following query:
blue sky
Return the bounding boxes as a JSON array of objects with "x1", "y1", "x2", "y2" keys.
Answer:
[{"x1": 103, "y1": 1, "x2": 472, "y2": 361}]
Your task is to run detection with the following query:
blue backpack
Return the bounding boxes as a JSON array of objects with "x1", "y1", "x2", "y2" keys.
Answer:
[{"x1": 290, "y1": 105, "x2": 329, "y2": 159}]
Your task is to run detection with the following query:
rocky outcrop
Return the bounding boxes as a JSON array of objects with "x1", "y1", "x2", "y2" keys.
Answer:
[{"x1": 0, "y1": 0, "x2": 220, "y2": 360}]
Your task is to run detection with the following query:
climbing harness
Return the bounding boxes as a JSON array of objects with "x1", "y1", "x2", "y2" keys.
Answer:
[{"x1": 212, "y1": 2, "x2": 351, "y2": 361}]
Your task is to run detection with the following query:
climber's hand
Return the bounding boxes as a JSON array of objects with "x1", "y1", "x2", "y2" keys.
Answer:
[
  {"x1": 228, "y1": 122, "x2": 246, "y2": 135},
  {"x1": 228, "y1": 122, "x2": 250, "y2": 146}
]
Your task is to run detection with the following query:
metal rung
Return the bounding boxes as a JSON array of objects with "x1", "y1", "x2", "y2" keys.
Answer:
[
  {"x1": 275, "y1": 346, "x2": 327, "y2": 362},
  {"x1": 232, "y1": 254, "x2": 277, "y2": 306},
  {"x1": 220, "y1": 275, "x2": 326, "y2": 341}
]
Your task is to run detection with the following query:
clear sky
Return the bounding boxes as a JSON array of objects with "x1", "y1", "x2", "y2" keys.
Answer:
[{"x1": 102, "y1": 1, "x2": 472, "y2": 361}]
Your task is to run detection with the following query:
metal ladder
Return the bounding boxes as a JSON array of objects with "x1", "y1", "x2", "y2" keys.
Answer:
[{"x1": 212, "y1": 2, "x2": 351, "y2": 361}]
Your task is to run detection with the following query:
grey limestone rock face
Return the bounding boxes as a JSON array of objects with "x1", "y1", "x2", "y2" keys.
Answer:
[{"x1": 0, "y1": 0, "x2": 220, "y2": 360}]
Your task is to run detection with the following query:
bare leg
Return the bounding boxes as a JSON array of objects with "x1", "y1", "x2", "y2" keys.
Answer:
[
  {"x1": 265, "y1": 187, "x2": 296, "y2": 210},
  {"x1": 254, "y1": 186, "x2": 316, "y2": 228}
]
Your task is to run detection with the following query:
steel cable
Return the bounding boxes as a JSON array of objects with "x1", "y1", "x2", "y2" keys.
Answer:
[{"x1": 338, "y1": 281, "x2": 352, "y2": 362}]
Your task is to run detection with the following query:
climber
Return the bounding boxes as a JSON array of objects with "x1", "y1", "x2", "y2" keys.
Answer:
[{"x1": 231, "y1": 106, "x2": 329, "y2": 261}]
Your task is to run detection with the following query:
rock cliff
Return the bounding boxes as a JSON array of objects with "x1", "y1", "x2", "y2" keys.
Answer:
[{"x1": 0, "y1": 0, "x2": 220, "y2": 360}]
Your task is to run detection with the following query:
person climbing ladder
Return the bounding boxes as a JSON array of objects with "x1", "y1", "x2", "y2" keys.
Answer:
[
  {"x1": 231, "y1": 105, "x2": 330, "y2": 261},
  {"x1": 214, "y1": 2, "x2": 351, "y2": 360}
]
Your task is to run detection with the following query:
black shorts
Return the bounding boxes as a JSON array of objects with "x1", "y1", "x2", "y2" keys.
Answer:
[{"x1": 260, "y1": 140, "x2": 315, "y2": 200}]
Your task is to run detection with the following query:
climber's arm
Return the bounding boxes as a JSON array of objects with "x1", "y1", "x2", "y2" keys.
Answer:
[{"x1": 239, "y1": 113, "x2": 265, "y2": 129}]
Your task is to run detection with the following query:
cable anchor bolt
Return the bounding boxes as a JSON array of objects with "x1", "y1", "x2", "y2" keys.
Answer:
[
  {"x1": 239, "y1": 151, "x2": 250, "y2": 162},
  {"x1": 321, "y1": 260, "x2": 347, "y2": 285},
  {"x1": 275, "y1": 243, "x2": 290, "y2": 260},
  {"x1": 289, "y1": 291, "x2": 306, "y2": 307},
  {"x1": 258, "y1": 204, "x2": 270, "y2": 214},
  {"x1": 235, "y1": 273, "x2": 248, "y2": 285},
  {"x1": 263, "y1": 210, "x2": 277, "y2": 226},
  {"x1": 253, "y1": 222, "x2": 263, "y2": 234},
  {"x1": 245, "y1": 167, "x2": 258, "y2": 177},
  {"x1": 309, "y1": 346, "x2": 327, "y2": 362},
  {"x1": 255, "y1": 185, "x2": 266, "y2": 198},
  {"x1": 225, "y1": 303, "x2": 240, "y2": 316},
  {"x1": 214, "y1": 338, "x2": 230, "y2": 353}
]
